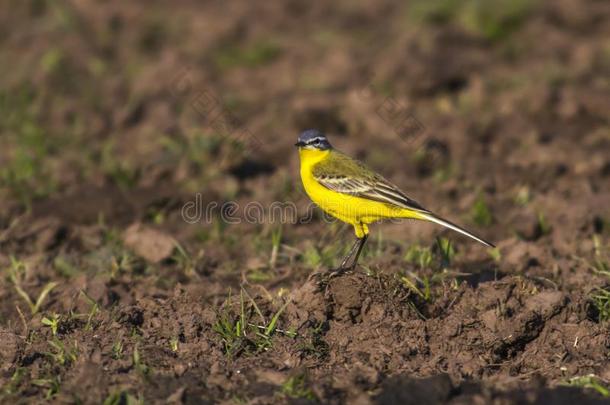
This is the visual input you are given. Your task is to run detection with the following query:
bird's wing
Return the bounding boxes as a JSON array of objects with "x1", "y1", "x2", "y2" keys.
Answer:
[{"x1": 312, "y1": 151, "x2": 430, "y2": 213}]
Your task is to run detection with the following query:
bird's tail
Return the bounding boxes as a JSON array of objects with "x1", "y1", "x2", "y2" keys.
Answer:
[{"x1": 412, "y1": 211, "x2": 495, "y2": 248}]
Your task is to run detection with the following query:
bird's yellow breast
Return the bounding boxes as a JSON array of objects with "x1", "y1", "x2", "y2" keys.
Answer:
[{"x1": 298, "y1": 149, "x2": 404, "y2": 227}]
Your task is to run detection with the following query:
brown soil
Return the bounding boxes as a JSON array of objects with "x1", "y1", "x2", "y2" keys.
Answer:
[{"x1": 1, "y1": 0, "x2": 610, "y2": 404}]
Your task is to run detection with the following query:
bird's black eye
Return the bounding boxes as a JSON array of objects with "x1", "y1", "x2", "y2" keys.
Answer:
[{"x1": 313, "y1": 139, "x2": 320, "y2": 144}]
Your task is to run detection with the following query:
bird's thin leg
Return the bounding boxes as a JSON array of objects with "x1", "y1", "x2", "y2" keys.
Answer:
[
  {"x1": 309, "y1": 237, "x2": 360, "y2": 284},
  {"x1": 312, "y1": 227, "x2": 368, "y2": 285},
  {"x1": 347, "y1": 234, "x2": 368, "y2": 269},
  {"x1": 338, "y1": 237, "x2": 362, "y2": 270}
]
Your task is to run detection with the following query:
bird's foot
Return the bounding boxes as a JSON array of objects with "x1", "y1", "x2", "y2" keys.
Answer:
[
  {"x1": 308, "y1": 266, "x2": 354, "y2": 289},
  {"x1": 327, "y1": 266, "x2": 353, "y2": 278}
]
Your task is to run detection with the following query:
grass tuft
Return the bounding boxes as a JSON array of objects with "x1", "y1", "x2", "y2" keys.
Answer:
[
  {"x1": 41, "y1": 314, "x2": 61, "y2": 336},
  {"x1": 213, "y1": 288, "x2": 293, "y2": 357},
  {"x1": 8, "y1": 256, "x2": 58, "y2": 315},
  {"x1": 269, "y1": 226, "x2": 283, "y2": 269},
  {"x1": 103, "y1": 391, "x2": 144, "y2": 405},
  {"x1": 470, "y1": 194, "x2": 493, "y2": 227},
  {"x1": 213, "y1": 40, "x2": 281, "y2": 70},
  {"x1": 45, "y1": 337, "x2": 78, "y2": 366},
  {"x1": 592, "y1": 235, "x2": 609, "y2": 274},
  {"x1": 280, "y1": 373, "x2": 316, "y2": 401},
  {"x1": 132, "y1": 344, "x2": 149, "y2": 376},
  {"x1": 590, "y1": 287, "x2": 610, "y2": 323},
  {"x1": 404, "y1": 244, "x2": 433, "y2": 269},
  {"x1": 563, "y1": 374, "x2": 609, "y2": 397},
  {"x1": 408, "y1": 0, "x2": 536, "y2": 42},
  {"x1": 31, "y1": 376, "x2": 61, "y2": 400}
]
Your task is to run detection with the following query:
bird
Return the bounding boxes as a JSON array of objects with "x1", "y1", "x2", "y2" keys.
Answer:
[{"x1": 295, "y1": 129, "x2": 494, "y2": 274}]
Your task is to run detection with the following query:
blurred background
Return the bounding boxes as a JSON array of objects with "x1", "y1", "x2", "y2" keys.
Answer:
[
  {"x1": 2, "y1": 0, "x2": 608, "y2": 267},
  {"x1": 0, "y1": 0, "x2": 609, "y2": 402}
]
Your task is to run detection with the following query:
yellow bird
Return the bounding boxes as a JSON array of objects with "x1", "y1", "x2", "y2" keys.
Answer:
[{"x1": 295, "y1": 129, "x2": 494, "y2": 273}]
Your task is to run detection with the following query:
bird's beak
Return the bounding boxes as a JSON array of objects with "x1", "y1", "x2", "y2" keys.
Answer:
[{"x1": 294, "y1": 141, "x2": 305, "y2": 147}]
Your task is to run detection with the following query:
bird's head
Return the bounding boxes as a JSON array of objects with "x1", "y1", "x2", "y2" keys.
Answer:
[{"x1": 295, "y1": 129, "x2": 332, "y2": 151}]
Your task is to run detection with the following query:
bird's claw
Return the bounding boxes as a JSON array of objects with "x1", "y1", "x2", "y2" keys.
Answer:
[
  {"x1": 308, "y1": 266, "x2": 354, "y2": 289},
  {"x1": 328, "y1": 266, "x2": 353, "y2": 278}
]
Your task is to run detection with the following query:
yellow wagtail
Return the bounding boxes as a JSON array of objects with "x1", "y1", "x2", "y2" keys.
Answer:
[{"x1": 295, "y1": 129, "x2": 494, "y2": 273}]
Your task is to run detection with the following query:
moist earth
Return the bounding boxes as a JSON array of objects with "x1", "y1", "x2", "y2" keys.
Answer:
[{"x1": 1, "y1": 0, "x2": 610, "y2": 403}]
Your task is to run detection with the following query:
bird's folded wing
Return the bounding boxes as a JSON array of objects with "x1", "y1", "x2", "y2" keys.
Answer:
[{"x1": 312, "y1": 152, "x2": 430, "y2": 213}]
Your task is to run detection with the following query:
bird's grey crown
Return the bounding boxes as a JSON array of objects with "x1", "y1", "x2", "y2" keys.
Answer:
[
  {"x1": 297, "y1": 129, "x2": 332, "y2": 149},
  {"x1": 298, "y1": 129, "x2": 326, "y2": 143}
]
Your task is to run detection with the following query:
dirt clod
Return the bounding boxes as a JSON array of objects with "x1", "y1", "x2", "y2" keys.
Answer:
[{"x1": 123, "y1": 223, "x2": 176, "y2": 263}]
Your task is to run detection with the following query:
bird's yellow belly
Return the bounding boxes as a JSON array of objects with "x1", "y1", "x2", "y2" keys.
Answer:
[{"x1": 301, "y1": 170, "x2": 403, "y2": 226}]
